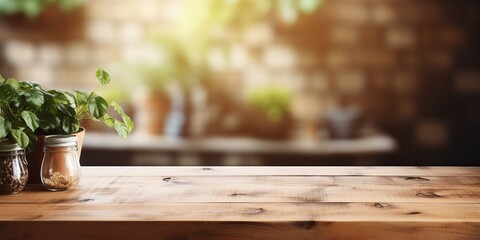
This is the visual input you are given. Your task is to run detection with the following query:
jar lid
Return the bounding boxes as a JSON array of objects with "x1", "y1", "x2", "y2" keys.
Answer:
[
  {"x1": 0, "y1": 139, "x2": 23, "y2": 152},
  {"x1": 44, "y1": 135, "x2": 77, "y2": 147}
]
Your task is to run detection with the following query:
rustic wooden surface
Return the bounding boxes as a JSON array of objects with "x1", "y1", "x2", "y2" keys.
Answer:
[{"x1": 0, "y1": 166, "x2": 479, "y2": 240}]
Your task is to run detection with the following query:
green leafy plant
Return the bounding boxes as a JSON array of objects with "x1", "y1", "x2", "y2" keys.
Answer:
[
  {"x1": 0, "y1": 68, "x2": 134, "y2": 151},
  {"x1": 246, "y1": 85, "x2": 292, "y2": 122},
  {"x1": 0, "y1": 0, "x2": 83, "y2": 18}
]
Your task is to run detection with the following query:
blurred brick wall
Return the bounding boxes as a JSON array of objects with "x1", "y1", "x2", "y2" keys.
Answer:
[{"x1": 0, "y1": 0, "x2": 479, "y2": 165}]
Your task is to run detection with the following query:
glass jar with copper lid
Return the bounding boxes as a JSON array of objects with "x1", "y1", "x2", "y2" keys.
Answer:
[{"x1": 41, "y1": 135, "x2": 80, "y2": 191}]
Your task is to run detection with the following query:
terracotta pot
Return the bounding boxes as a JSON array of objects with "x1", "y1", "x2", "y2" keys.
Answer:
[
  {"x1": 26, "y1": 128, "x2": 85, "y2": 184},
  {"x1": 136, "y1": 92, "x2": 171, "y2": 135}
]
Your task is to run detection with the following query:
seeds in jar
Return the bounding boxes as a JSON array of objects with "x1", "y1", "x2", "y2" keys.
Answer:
[
  {"x1": 43, "y1": 172, "x2": 78, "y2": 190},
  {"x1": 0, "y1": 155, "x2": 28, "y2": 194}
]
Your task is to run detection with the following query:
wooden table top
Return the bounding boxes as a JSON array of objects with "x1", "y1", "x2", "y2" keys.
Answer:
[{"x1": 1, "y1": 166, "x2": 479, "y2": 240}]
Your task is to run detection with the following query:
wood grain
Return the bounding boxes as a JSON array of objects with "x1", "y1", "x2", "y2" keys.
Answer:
[{"x1": 0, "y1": 166, "x2": 479, "y2": 239}]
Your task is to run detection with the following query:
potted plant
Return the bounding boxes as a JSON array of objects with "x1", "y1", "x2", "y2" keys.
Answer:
[
  {"x1": 244, "y1": 85, "x2": 293, "y2": 139},
  {"x1": 0, "y1": 68, "x2": 134, "y2": 183},
  {"x1": 115, "y1": 36, "x2": 195, "y2": 136}
]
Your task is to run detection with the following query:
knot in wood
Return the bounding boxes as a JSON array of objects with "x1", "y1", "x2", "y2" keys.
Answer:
[
  {"x1": 373, "y1": 202, "x2": 391, "y2": 208},
  {"x1": 405, "y1": 176, "x2": 430, "y2": 181},
  {"x1": 293, "y1": 221, "x2": 317, "y2": 230},
  {"x1": 416, "y1": 191, "x2": 441, "y2": 198}
]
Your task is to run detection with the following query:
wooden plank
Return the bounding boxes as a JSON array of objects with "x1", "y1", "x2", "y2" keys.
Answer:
[
  {"x1": 1, "y1": 222, "x2": 479, "y2": 240},
  {"x1": 77, "y1": 175, "x2": 480, "y2": 186},
  {"x1": 1, "y1": 184, "x2": 479, "y2": 204},
  {"x1": 1, "y1": 203, "x2": 479, "y2": 222},
  {"x1": 81, "y1": 166, "x2": 480, "y2": 177}
]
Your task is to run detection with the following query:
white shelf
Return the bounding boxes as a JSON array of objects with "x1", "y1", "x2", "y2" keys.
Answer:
[{"x1": 83, "y1": 133, "x2": 396, "y2": 155}]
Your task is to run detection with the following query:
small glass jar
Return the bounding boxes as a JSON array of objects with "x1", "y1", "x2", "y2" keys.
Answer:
[
  {"x1": 41, "y1": 135, "x2": 80, "y2": 191},
  {"x1": 0, "y1": 140, "x2": 28, "y2": 195}
]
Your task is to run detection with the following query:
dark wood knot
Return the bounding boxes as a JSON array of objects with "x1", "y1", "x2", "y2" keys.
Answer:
[
  {"x1": 405, "y1": 176, "x2": 430, "y2": 181},
  {"x1": 373, "y1": 202, "x2": 392, "y2": 208},
  {"x1": 78, "y1": 198, "x2": 95, "y2": 203},
  {"x1": 242, "y1": 208, "x2": 265, "y2": 215},
  {"x1": 231, "y1": 192, "x2": 249, "y2": 197},
  {"x1": 293, "y1": 221, "x2": 317, "y2": 230},
  {"x1": 407, "y1": 211, "x2": 422, "y2": 215},
  {"x1": 416, "y1": 191, "x2": 441, "y2": 198}
]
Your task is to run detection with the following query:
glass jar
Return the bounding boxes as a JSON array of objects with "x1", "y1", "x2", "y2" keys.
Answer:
[
  {"x1": 41, "y1": 135, "x2": 80, "y2": 191},
  {"x1": 0, "y1": 140, "x2": 28, "y2": 195}
]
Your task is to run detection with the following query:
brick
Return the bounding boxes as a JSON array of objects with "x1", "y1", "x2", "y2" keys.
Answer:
[
  {"x1": 386, "y1": 27, "x2": 416, "y2": 49},
  {"x1": 355, "y1": 50, "x2": 398, "y2": 69},
  {"x1": 396, "y1": 98, "x2": 416, "y2": 120},
  {"x1": 329, "y1": 26, "x2": 359, "y2": 45},
  {"x1": 38, "y1": 44, "x2": 63, "y2": 66},
  {"x1": 372, "y1": 4, "x2": 396, "y2": 24},
  {"x1": 91, "y1": 46, "x2": 117, "y2": 63},
  {"x1": 310, "y1": 73, "x2": 329, "y2": 93},
  {"x1": 65, "y1": 42, "x2": 90, "y2": 65},
  {"x1": 229, "y1": 44, "x2": 252, "y2": 71},
  {"x1": 119, "y1": 21, "x2": 144, "y2": 44},
  {"x1": 57, "y1": 67, "x2": 97, "y2": 89},
  {"x1": 326, "y1": 50, "x2": 352, "y2": 69},
  {"x1": 427, "y1": 50, "x2": 453, "y2": 69},
  {"x1": 331, "y1": 2, "x2": 369, "y2": 23},
  {"x1": 207, "y1": 47, "x2": 228, "y2": 71},
  {"x1": 113, "y1": 2, "x2": 137, "y2": 20},
  {"x1": 292, "y1": 93, "x2": 325, "y2": 121},
  {"x1": 27, "y1": 65, "x2": 56, "y2": 86},
  {"x1": 243, "y1": 67, "x2": 270, "y2": 90},
  {"x1": 335, "y1": 71, "x2": 366, "y2": 95},
  {"x1": 86, "y1": 19, "x2": 118, "y2": 44},
  {"x1": 85, "y1": 2, "x2": 112, "y2": 19},
  {"x1": 454, "y1": 71, "x2": 480, "y2": 94},
  {"x1": 392, "y1": 72, "x2": 418, "y2": 95},
  {"x1": 262, "y1": 44, "x2": 297, "y2": 70},
  {"x1": 137, "y1": 0, "x2": 162, "y2": 23},
  {"x1": 438, "y1": 26, "x2": 465, "y2": 47},
  {"x1": 4, "y1": 40, "x2": 36, "y2": 67},
  {"x1": 243, "y1": 23, "x2": 274, "y2": 47},
  {"x1": 415, "y1": 120, "x2": 449, "y2": 147},
  {"x1": 276, "y1": 73, "x2": 305, "y2": 93},
  {"x1": 371, "y1": 73, "x2": 391, "y2": 91}
]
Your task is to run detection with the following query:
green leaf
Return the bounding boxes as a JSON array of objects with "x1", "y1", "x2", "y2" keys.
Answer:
[
  {"x1": 21, "y1": 110, "x2": 40, "y2": 131},
  {"x1": 24, "y1": 88, "x2": 44, "y2": 110},
  {"x1": 96, "y1": 68, "x2": 111, "y2": 86},
  {"x1": 110, "y1": 101, "x2": 134, "y2": 132},
  {"x1": 0, "y1": 116, "x2": 12, "y2": 139},
  {"x1": 88, "y1": 96, "x2": 108, "y2": 119},
  {"x1": 277, "y1": 0, "x2": 298, "y2": 24},
  {"x1": 297, "y1": 0, "x2": 322, "y2": 13},
  {"x1": 61, "y1": 116, "x2": 79, "y2": 134},
  {"x1": 101, "y1": 113, "x2": 115, "y2": 128},
  {"x1": 41, "y1": 98, "x2": 58, "y2": 115},
  {"x1": 5, "y1": 78, "x2": 20, "y2": 90},
  {"x1": 10, "y1": 129, "x2": 29, "y2": 148},
  {"x1": 57, "y1": 104, "x2": 76, "y2": 117},
  {"x1": 0, "y1": 74, "x2": 5, "y2": 83},
  {"x1": 38, "y1": 112, "x2": 61, "y2": 130},
  {"x1": 0, "y1": 84, "x2": 17, "y2": 101},
  {"x1": 48, "y1": 90, "x2": 70, "y2": 104},
  {"x1": 75, "y1": 90, "x2": 88, "y2": 106},
  {"x1": 113, "y1": 121, "x2": 129, "y2": 138},
  {"x1": 23, "y1": 128, "x2": 37, "y2": 153}
]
